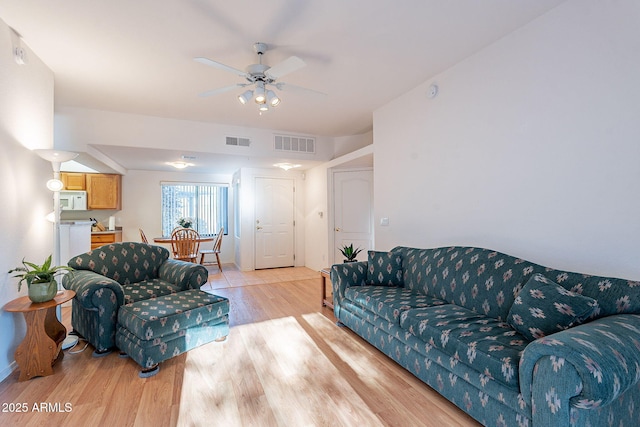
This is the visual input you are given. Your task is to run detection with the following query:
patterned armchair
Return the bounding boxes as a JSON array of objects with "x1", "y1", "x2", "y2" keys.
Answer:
[{"x1": 63, "y1": 242, "x2": 209, "y2": 355}]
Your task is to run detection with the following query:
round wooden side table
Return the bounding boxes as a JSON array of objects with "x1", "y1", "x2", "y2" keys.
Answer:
[{"x1": 3, "y1": 290, "x2": 75, "y2": 381}]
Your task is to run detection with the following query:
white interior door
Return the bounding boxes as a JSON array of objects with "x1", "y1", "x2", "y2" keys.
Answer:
[
  {"x1": 255, "y1": 177, "x2": 295, "y2": 269},
  {"x1": 333, "y1": 170, "x2": 373, "y2": 264}
]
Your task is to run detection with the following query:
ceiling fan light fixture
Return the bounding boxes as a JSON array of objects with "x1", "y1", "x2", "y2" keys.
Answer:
[
  {"x1": 267, "y1": 90, "x2": 281, "y2": 107},
  {"x1": 196, "y1": 43, "x2": 316, "y2": 115},
  {"x1": 238, "y1": 89, "x2": 253, "y2": 105},
  {"x1": 254, "y1": 83, "x2": 266, "y2": 104}
]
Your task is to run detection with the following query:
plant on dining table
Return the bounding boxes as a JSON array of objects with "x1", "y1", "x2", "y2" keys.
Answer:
[{"x1": 177, "y1": 217, "x2": 193, "y2": 228}]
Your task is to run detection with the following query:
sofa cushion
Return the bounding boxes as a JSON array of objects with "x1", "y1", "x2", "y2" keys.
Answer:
[
  {"x1": 394, "y1": 245, "x2": 640, "y2": 321},
  {"x1": 366, "y1": 251, "x2": 403, "y2": 286},
  {"x1": 122, "y1": 279, "x2": 183, "y2": 305},
  {"x1": 507, "y1": 273, "x2": 598, "y2": 341},
  {"x1": 400, "y1": 304, "x2": 528, "y2": 388},
  {"x1": 69, "y1": 242, "x2": 170, "y2": 285},
  {"x1": 397, "y1": 246, "x2": 534, "y2": 321},
  {"x1": 344, "y1": 286, "x2": 446, "y2": 324}
]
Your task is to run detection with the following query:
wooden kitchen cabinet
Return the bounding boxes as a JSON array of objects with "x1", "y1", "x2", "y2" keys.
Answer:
[
  {"x1": 91, "y1": 231, "x2": 122, "y2": 250},
  {"x1": 60, "y1": 172, "x2": 86, "y2": 190},
  {"x1": 86, "y1": 174, "x2": 122, "y2": 210}
]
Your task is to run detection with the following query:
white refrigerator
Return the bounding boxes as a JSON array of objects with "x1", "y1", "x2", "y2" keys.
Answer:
[{"x1": 59, "y1": 220, "x2": 92, "y2": 264}]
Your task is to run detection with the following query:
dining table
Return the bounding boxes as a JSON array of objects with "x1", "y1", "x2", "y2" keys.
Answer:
[{"x1": 153, "y1": 236, "x2": 214, "y2": 244}]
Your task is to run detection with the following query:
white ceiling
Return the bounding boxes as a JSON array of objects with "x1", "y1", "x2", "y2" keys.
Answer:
[{"x1": 1, "y1": 0, "x2": 565, "y2": 172}]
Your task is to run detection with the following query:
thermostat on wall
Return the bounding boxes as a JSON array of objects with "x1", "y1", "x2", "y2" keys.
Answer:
[
  {"x1": 14, "y1": 47, "x2": 27, "y2": 65},
  {"x1": 427, "y1": 84, "x2": 438, "y2": 99}
]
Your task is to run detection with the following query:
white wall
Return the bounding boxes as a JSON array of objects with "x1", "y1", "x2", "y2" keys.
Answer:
[
  {"x1": 0, "y1": 18, "x2": 55, "y2": 381},
  {"x1": 304, "y1": 165, "x2": 330, "y2": 271},
  {"x1": 373, "y1": 0, "x2": 640, "y2": 280}
]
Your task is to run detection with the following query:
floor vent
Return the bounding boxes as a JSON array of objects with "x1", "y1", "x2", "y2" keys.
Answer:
[
  {"x1": 274, "y1": 134, "x2": 315, "y2": 153},
  {"x1": 226, "y1": 136, "x2": 251, "y2": 147}
]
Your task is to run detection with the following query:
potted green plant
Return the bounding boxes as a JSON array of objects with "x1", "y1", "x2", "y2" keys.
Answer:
[
  {"x1": 339, "y1": 244, "x2": 363, "y2": 263},
  {"x1": 177, "y1": 217, "x2": 193, "y2": 228},
  {"x1": 8, "y1": 255, "x2": 73, "y2": 303}
]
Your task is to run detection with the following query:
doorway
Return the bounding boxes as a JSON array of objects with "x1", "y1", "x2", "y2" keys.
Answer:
[
  {"x1": 332, "y1": 169, "x2": 373, "y2": 264},
  {"x1": 254, "y1": 177, "x2": 295, "y2": 269}
]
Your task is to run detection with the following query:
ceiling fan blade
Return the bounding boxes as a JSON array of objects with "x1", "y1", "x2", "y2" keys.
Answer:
[
  {"x1": 194, "y1": 57, "x2": 248, "y2": 77},
  {"x1": 273, "y1": 82, "x2": 326, "y2": 97},
  {"x1": 265, "y1": 56, "x2": 306, "y2": 80},
  {"x1": 198, "y1": 83, "x2": 248, "y2": 97}
]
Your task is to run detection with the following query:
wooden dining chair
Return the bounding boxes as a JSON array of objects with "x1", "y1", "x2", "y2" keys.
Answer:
[
  {"x1": 170, "y1": 227, "x2": 200, "y2": 263},
  {"x1": 139, "y1": 228, "x2": 149, "y2": 244},
  {"x1": 199, "y1": 227, "x2": 224, "y2": 272}
]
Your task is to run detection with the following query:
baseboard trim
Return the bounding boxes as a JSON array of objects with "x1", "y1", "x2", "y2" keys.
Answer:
[{"x1": 0, "y1": 360, "x2": 17, "y2": 383}]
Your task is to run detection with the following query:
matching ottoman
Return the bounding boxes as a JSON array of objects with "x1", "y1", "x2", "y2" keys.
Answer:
[{"x1": 116, "y1": 289, "x2": 229, "y2": 377}]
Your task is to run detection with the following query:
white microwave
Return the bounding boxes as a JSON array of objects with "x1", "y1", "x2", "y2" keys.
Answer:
[{"x1": 60, "y1": 191, "x2": 87, "y2": 211}]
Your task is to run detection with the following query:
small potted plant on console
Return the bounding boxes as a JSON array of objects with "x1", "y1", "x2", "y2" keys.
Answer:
[{"x1": 339, "y1": 244, "x2": 363, "y2": 263}]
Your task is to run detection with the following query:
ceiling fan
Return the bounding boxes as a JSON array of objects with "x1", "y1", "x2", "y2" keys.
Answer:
[{"x1": 194, "y1": 42, "x2": 323, "y2": 113}]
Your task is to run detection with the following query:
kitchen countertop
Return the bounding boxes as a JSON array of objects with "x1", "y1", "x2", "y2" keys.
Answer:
[{"x1": 91, "y1": 227, "x2": 123, "y2": 234}]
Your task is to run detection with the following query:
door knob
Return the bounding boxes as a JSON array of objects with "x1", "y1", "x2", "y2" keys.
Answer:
[
  {"x1": 335, "y1": 228, "x2": 341, "y2": 232},
  {"x1": 257, "y1": 226, "x2": 263, "y2": 230}
]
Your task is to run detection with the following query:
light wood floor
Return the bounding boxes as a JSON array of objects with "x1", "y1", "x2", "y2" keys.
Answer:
[{"x1": 0, "y1": 265, "x2": 479, "y2": 427}]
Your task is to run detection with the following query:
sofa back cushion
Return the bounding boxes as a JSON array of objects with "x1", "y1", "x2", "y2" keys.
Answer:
[
  {"x1": 398, "y1": 246, "x2": 527, "y2": 320},
  {"x1": 69, "y1": 242, "x2": 170, "y2": 285},
  {"x1": 507, "y1": 273, "x2": 598, "y2": 341},
  {"x1": 366, "y1": 250, "x2": 403, "y2": 286},
  {"x1": 395, "y1": 246, "x2": 640, "y2": 321}
]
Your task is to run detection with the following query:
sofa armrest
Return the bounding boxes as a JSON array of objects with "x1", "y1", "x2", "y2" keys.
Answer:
[
  {"x1": 519, "y1": 314, "x2": 640, "y2": 412},
  {"x1": 330, "y1": 261, "x2": 368, "y2": 301},
  {"x1": 158, "y1": 259, "x2": 209, "y2": 290},
  {"x1": 62, "y1": 270, "x2": 124, "y2": 310}
]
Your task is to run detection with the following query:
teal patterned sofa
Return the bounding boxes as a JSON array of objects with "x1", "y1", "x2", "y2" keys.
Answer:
[
  {"x1": 63, "y1": 242, "x2": 209, "y2": 355},
  {"x1": 331, "y1": 246, "x2": 640, "y2": 427}
]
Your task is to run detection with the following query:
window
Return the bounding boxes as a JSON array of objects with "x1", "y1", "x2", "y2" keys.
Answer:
[{"x1": 161, "y1": 182, "x2": 228, "y2": 237}]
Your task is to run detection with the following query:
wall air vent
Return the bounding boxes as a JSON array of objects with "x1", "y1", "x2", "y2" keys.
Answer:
[
  {"x1": 274, "y1": 134, "x2": 315, "y2": 154},
  {"x1": 226, "y1": 136, "x2": 251, "y2": 147}
]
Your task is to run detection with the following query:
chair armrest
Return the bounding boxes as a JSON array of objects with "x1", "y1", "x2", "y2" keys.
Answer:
[
  {"x1": 158, "y1": 259, "x2": 209, "y2": 290},
  {"x1": 330, "y1": 261, "x2": 368, "y2": 302},
  {"x1": 519, "y1": 314, "x2": 640, "y2": 410},
  {"x1": 62, "y1": 270, "x2": 124, "y2": 310}
]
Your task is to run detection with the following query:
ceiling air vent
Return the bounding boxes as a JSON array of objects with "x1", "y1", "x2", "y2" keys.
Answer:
[
  {"x1": 226, "y1": 136, "x2": 251, "y2": 147},
  {"x1": 274, "y1": 134, "x2": 315, "y2": 154}
]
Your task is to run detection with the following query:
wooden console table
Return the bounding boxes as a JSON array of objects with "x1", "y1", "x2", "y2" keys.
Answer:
[
  {"x1": 320, "y1": 268, "x2": 333, "y2": 309},
  {"x1": 3, "y1": 290, "x2": 75, "y2": 381}
]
